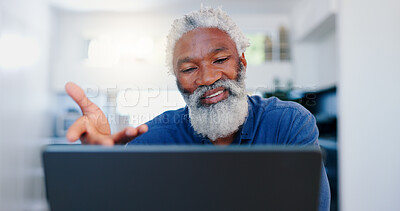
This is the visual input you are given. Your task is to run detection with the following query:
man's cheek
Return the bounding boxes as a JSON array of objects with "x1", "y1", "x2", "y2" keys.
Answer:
[{"x1": 177, "y1": 80, "x2": 196, "y2": 95}]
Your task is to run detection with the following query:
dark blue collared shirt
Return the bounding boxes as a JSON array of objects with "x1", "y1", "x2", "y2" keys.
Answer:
[{"x1": 129, "y1": 96, "x2": 331, "y2": 211}]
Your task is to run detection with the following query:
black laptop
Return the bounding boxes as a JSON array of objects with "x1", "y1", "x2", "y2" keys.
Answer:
[{"x1": 42, "y1": 145, "x2": 322, "y2": 211}]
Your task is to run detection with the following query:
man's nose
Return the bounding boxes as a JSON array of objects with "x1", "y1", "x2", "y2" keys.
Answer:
[{"x1": 195, "y1": 65, "x2": 222, "y2": 86}]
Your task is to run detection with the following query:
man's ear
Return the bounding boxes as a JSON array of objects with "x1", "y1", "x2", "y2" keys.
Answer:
[{"x1": 240, "y1": 53, "x2": 247, "y2": 69}]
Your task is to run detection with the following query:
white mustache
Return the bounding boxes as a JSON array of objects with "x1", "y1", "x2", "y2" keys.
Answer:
[{"x1": 190, "y1": 79, "x2": 242, "y2": 107}]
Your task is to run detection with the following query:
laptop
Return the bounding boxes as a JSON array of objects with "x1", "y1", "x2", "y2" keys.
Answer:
[{"x1": 42, "y1": 145, "x2": 322, "y2": 211}]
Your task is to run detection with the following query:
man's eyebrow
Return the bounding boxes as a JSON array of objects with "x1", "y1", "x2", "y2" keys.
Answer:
[
  {"x1": 177, "y1": 57, "x2": 193, "y2": 68},
  {"x1": 209, "y1": 47, "x2": 229, "y2": 55}
]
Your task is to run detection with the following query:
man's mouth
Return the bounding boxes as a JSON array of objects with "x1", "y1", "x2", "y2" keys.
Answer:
[
  {"x1": 200, "y1": 87, "x2": 229, "y2": 105},
  {"x1": 205, "y1": 90, "x2": 224, "y2": 98}
]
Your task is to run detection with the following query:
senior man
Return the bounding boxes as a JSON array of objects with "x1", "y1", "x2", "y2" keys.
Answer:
[{"x1": 65, "y1": 7, "x2": 330, "y2": 210}]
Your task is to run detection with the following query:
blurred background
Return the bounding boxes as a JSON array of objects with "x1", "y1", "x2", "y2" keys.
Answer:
[{"x1": 0, "y1": 0, "x2": 399, "y2": 210}]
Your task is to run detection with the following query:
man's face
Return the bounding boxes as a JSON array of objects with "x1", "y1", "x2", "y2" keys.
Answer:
[
  {"x1": 173, "y1": 27, "x2": 247, "y2": 106},
  {"x1": 172, "y1": 27, "x2": 249, "y2": 141}
]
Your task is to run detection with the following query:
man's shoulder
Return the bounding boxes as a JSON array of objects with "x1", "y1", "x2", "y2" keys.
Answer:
[
  {"x1": 248, "y1": 95, "x2": 318, "y2": 145},
  {"x1": 249, "y1": 95, "x2": 311, "y2": 117}
]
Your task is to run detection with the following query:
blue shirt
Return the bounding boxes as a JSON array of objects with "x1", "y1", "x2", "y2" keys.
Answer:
[{"x1": 129, "y1": 96, "x2": 331, "y2": 211}]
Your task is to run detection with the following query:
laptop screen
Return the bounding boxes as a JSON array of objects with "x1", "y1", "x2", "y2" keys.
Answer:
[{"x1": 43, "y1": 145, "x2": 321, "y2": 211}]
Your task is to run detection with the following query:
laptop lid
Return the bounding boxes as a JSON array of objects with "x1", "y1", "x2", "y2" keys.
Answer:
[{"x1": 42, "y1": 145, "x2": 322, "y2": 211}]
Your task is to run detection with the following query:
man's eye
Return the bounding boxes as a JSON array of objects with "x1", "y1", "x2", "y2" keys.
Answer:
[
  {"x1": 213, "y1": 57, "x2": 229, "y2": 64},
  {"x1": 181, "y1": 67, "x2": 196, "y2": 73}
]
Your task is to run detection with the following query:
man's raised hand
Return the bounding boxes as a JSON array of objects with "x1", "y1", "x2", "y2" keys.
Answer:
[{"x1": 64, "y1": 82, "x2": 148, "y2": 145}]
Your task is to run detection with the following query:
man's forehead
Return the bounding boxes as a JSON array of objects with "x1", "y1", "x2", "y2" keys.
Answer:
[{"x1": 173, "y1": 28, "x2": 238, "y2": 60}]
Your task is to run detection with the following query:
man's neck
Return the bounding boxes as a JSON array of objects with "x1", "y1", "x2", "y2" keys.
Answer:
[{"x1": 212, "y1": 132, "x2": 237, "y2": 145}]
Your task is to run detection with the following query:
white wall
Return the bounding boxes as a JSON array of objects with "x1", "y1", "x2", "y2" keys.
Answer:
[
  {"x1": 338, "y1": 0, "x2": 400, "y2": 210},
  {"x1": 314, "y1": 30, "x2": 337, "y2": 88},
  {"x1": 0, "y1": 0, "x2": 52, "y2": 210},
  {"x1": 50, "y1": 11, "x2": 177, "y2": 92},
  {"x1": 290, "y1": 0, "x2": 338, "y2": 91},
  {"x1": 291, "y1": 0, "x2": 337, "y2": 42},
  {"x1": 292, "y1": 29, "x2": 338, "y2": 90}
]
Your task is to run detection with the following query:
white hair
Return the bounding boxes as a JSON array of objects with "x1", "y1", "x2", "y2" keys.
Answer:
[{"x1": 166, "y1": 7, "x2": 250, "y2": 74}]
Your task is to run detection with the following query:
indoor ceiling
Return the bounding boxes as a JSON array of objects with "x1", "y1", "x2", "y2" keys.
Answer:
[{"x1": 48, "y1": 0, "x2": 299, "y2": 14}]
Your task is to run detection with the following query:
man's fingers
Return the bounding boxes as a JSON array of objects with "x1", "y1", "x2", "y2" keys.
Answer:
[
  {"x1": 66, "y1": 116, "x2": 87, "y2": 142},
  {"x1": 65, "y1": 82, "x2": 100, "y2": 114},
  {"x1": 92, "y1": 136, "x2": 114, "y2": 146},
  {"x1": 81, "y1": 133, "x2": 114, "y2": 146},
  {"x1": 110, "y1": 128, "x2": 135, "y2": 144},
  {"x1": 65, "y1": 82, "x2": 87, "y2": 108},
  {"x1": 137, "y1": 124, "x2": 149, "y2": 134},
  {"x1": 126, "y1": 124, "x2": 148, "y2": 136},
  {"x1": 111, "y1": 124, "x2": 148, "y2": 144},
  {"x1": 65, "y1": 82, "x2": 145, "y2": 146}
]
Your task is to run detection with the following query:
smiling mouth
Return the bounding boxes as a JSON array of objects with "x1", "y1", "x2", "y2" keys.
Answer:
[
  {"x1": 200, "y1": 88, "x2": 229, "y2": 105},
  {"x1": 204, "y1": 90, "x2": 224, "y2": 98}
]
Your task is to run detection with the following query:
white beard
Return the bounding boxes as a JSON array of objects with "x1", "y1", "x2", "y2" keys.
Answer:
[{"x1": 179, "y1": 68, "x2": 248, "y2": 141}]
